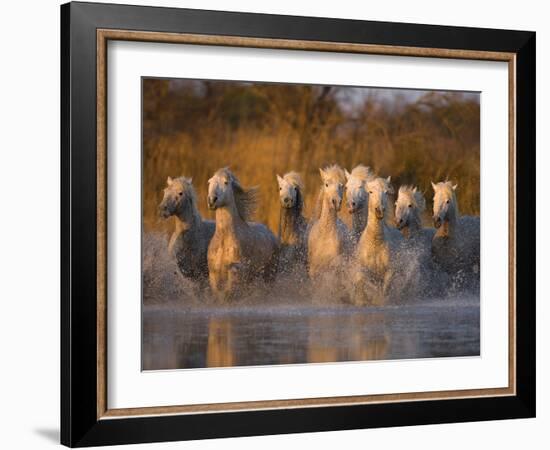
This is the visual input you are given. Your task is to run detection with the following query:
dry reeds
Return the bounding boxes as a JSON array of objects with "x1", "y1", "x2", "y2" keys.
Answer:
[{"x1": 143, "y1": 79, "x2": 480, "y2": 235}]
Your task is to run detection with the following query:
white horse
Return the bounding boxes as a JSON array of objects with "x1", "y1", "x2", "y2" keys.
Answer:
[
  {"x1": 158, "y1": 176, "x2": 215, "y2": 284},
  {"x1": 276, "y1": 172, "x2": 309, "y2": 272},
  {"x1": 307, "y1": 165, "x2": 350, "y2": 279},
  {"x1": 352, "y1": 176, "x2": 402, "y2": 305},
  {"x1": 345, "y1": 164, "x2": 374, "y2": 243},
  {"x1": 395, "y1": 185, "x2": 434, "y2": 243},
  {"x1": 207, "y1": 168, "x2": 279, "y2": 301},
  {"x1": 431, "y1": 181, "x2": 480, "y2": 280},
  {"x1": 393, "y1": 185, "x2": 437, "y2": 298}
]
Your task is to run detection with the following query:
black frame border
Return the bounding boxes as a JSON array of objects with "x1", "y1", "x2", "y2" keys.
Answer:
[{"x1": 61, "y1": 2, "x2": 535, "y2": 447}]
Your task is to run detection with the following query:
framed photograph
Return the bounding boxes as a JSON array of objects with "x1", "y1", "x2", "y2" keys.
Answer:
[{"x1": 61, "y1": 1, "x2": 535, "y2": 447}]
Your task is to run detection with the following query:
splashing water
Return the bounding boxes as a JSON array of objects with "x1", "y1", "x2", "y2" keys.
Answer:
[{"x1": 142, "y1": 232, "x2": 480, "y2": 370}]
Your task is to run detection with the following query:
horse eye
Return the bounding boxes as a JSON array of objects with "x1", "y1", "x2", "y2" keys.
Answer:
[
  {"x1": 408, "y1": 204, "x2": 412, "y2": 208},
  {"x1": 369, "y1": 191, "x2": 372, "y2": 194},
  {"x1": 446, "y1": 200, "x2": 450, "y2": 204},
  {"x1": 178, "y1": 192, "x2": 183, "y2": 196},
  {"x1": 279, "y1": 187, "x2": 282, "y2": 191},
  {"x1": 325, "y1": 183, "x2": 329, "y2": 188},
  {"x1": 224, "y1": 181, "x2": 228, "y2": 185}
]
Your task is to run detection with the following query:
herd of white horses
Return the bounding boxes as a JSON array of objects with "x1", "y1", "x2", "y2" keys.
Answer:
[{"x1": 158, "y1": 164, "x2": 480, "y2": 305}]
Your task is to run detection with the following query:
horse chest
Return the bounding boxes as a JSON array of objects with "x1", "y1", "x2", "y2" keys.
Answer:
[
  {"x1": 360, "y1": 241, "x2": 389, "y2": 275},
  {"x1": 174, "y1": 230, "x2": 195, "y2": 249},
  {"x1": 311, "y1": 230, "x2": 340, "y2": 260},
  {"x1": 170, "y1": 230, "x2": 208, "y2": 278},
  {"x1": 432, "y1": 236, "x2": 458, "y2": 269},
  {"x1": 209, "y1": 232, "x2": 241, "y2": 269}
]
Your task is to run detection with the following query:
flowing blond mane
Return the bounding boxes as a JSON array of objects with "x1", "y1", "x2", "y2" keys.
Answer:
[
  {"x1": 350, "y1": 164, "x2": 373, "y2": 181},
  {"x1": 312, "y1": 164, "x2": 347, "y2": 220},
  {"x1": 283, "y1": 171, "x2": 304, "y2": 192},
  {"x1": 398, "y1": 185, "x2": 426, "y2": 212},
  {"x1": 322, "y1": 164, "x2": 346, "y2": 185},
  {"x1": 215, "y1": 167, "x2": 258, "y2": 222}
]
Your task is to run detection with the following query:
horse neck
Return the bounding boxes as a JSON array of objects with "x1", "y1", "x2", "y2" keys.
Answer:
[
  {"x1": 279, "y1": 202, "x2": 304, "y2": 243},
  {"x1": 364, "y1": 208, "x2": 386, "y2": 244},
  {"x1": 435, "y1": 204, "x2": 458, "y2": 238},
  {"x1": 352, "y1": 208, "x2": 368, "y2": 237},
  {"x1": 318, "y1": 194, "x2": 338, "y2": 231},
  {"x1": 214, "y1": 198, "x2": 246, "y2": 236},
  {"x1": 402, "y1": 210, "x2": 422, "y2": 238},
  {"x1": 174, "y1": 201, "x2": 202, "y2": 234}
]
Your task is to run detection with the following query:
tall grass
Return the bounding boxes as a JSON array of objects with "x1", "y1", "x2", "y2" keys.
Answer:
[{"x1": 143, "y1": 79, "x2": 480, "y2": 235}]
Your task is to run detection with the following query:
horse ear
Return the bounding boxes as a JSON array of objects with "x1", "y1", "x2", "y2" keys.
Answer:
[
  {"x1": 166, "y1": 176, "x2": 173, "y2": 186},
  {"x1": 452, "y1": 184, "x2": 458, "y2": 191},
  {"x1": 276, "y1": 174, "x2": 284, "y2": 185},
  {"x1": 386, "y1": 176, "x2": 391, "y2": 183},
  {"x1": 431, "y1": 181, "x2": 437, "y2": 191},
  {"x1": 413, "y1": 186, "x2": 417, "y2": 193},
  {"x1": 319, "y1": 168, "x2": 325, "y2": 179},
  {"x1": 344, "y1": 169, "x2": 351, "y2": 180}
]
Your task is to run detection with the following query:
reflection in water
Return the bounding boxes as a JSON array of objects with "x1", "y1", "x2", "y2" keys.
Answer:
[
  {"x1": 142, "y1": 298, "x2": 479, "y2": 370},
  {"x1": 206, "y1": 319, "x2": 235, "y2": 367},
  {"x1": 306, "y1": 313, "x2": 390, "y2": 363}
]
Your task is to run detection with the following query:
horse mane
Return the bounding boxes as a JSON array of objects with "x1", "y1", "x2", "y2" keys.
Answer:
[
  {"x1": 311, "y1": 165, "x2": 346, "y2": 221},
  {"x1": 350, "y1": 164, "x2": 373, "y2": 181},
  {"x1": 322, "y1": 164, "x2": 346, "y2": 185},
  {"x1": 216, "y1": 168, "x2": 258, "y2": 222},
  {"x1": 283, "y1": 171, "x2": 304, "y2": 192},
  {"x1": 172, "y1": 176, "x2": 199, "y2": 209},
  {"x1": 398, "y1": 185, "x2": 426, "y2": 212},
  {"x1": 367, "y1": 176, "x2": 394, "y2": 195}
]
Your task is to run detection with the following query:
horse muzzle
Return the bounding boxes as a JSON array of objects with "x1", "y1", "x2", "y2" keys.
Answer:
[
  {"x1": 433, "y1": 216, "x2": 442, "y2": 228},
  {"x1": 281, "y1": 197, "x2": 293, "y2": 208},
  {"x1": 375, "y1": 207, "x2": 384, "y2": 219},
  {"x1": 207, "y1": 196, "x2": 218, "y2": 210},
  {"x1": 396, "y1": 218, "x2": 406, "y2": 229},
  {"x1": 347, "y1": 201, "x2": 361, "y2": 214},
  {"x1": 158, "y1": 206, "x2": 171, "y2": 219}
]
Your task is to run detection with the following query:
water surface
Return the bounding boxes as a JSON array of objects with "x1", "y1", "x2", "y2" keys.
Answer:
[{"x1": 142, "y1": 299, "x2": 479, "y2": 370}]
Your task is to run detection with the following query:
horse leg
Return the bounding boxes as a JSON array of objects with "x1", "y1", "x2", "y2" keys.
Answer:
[
  {"x1": 351, "y1": 270, "x2": 368, "y2": 306},
  {"x1": 226, "y1": 262, "x2": 244, "y2": 300},
  {"x1": 377, "y1": 269, "x2": 393, "y2": 305},
  {"x1": 209, "y1": 271, "x2": 225, "y2": 303}
]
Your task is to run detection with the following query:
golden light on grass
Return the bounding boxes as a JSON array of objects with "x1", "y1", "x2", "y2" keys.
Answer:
[{"x1": 143, "y1": 79, "x2": 480, "y2": 235}]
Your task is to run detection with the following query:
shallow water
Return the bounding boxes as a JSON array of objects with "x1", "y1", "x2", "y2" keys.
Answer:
[{"x1": 142, "y1": 298, "x2": 480, "y2": 370}]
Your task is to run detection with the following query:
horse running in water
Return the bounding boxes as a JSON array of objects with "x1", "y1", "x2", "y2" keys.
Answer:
[
  {"x1": 345, "y1": 164, "x2": 374, "y2": 243},
  {"x1": 352, "y1": 176, "x2": 402, "y2": 305},
  {"x1": 207, "y1": 168, "x2": 279, "y2": 302},
  {"x1": 158, "y1": 176, "x2": 215, "y2": 285},
  {"x1": 394, "y1": 185, "x2": 438, "y2": 298},
  {"x1": 276, "y1": 172, "x2": 309, "y2": 275},
  {"x1": 307, "y1": 165, "x2": 350, "y2": 280},
  {"x1": 431, "y1": 181, "x2": 480, "y2": 284}
]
